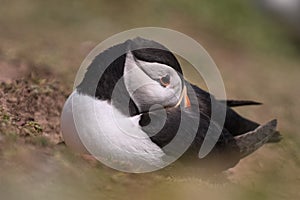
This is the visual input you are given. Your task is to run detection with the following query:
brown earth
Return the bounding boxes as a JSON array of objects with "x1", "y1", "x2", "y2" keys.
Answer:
[{"x1": 0, "y1": 58, "x2": 68, "y2": 145}]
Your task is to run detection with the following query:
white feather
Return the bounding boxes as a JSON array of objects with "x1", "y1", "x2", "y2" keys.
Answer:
[
  {"x1": 123, "y1": 52, "x2": 182, "y2": 112},
  {"x1": 61, "y1": 90, "x2": 167, "y2": 172}
]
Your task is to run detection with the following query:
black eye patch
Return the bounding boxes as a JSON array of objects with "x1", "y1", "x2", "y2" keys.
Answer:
[{"x1": 160, "y1": 74, "x2": 170, "y2": 87}]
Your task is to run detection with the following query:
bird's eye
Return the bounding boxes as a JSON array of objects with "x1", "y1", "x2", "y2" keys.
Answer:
[{"x1": 160, "y1": 75, "x2": 170, "y2": 87}]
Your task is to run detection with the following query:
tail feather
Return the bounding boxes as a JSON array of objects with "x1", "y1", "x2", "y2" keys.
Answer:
[
  {"x1": 234, "y1": 119, "x2": 279, "y2": 158},
  {"x1": 267, "y1": 131, "x2": 282, "y2": 143},
  {"x1": 221, "y1": 100, "x2": 263, "y2": 107}
]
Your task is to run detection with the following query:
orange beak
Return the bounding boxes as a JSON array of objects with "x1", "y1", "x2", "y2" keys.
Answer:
[
  {"x1": 184, "y1": 92, "x2": 191, "y2": 108},
  {"x1": 175, "y1": 85, "x2": 191, "y2": 108}
]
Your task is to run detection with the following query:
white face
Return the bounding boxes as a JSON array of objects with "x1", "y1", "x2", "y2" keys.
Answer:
[{"x1": 123, "y1": 52, "x2": 183, "y2": 112}]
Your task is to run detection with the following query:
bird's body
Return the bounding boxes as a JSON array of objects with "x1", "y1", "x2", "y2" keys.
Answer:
[
  {"x1": 62, "y1": 90, "x2": 167, "y2": 169},
  {"x1": 61, "y1": 37, "x2": 281, "y2": 172}
]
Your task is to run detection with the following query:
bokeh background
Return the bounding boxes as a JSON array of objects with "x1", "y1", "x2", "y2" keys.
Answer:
[{"x1": 0, "y1": 0, "x2": 300, "y2": 200}]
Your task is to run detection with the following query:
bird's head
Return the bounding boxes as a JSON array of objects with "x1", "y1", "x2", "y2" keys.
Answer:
[
  {"x1": 124, "y1": 50, "x2": 190, "y2": 113},
  {"x1": 77, "y1": 37, "x2": 190, "y2": 115}
]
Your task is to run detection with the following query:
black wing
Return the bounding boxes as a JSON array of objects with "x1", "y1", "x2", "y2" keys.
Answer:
[
  {"x1": 188, "y1": 82, "x2": 260, "y2": 136},
  {"x1": 139, "y1": 102, "x2": 241, "y2": 171}
]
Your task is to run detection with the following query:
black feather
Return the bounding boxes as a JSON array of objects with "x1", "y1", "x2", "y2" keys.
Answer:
[{"x1": 221, "y1": 100, "x2": 262, "y2": 107}]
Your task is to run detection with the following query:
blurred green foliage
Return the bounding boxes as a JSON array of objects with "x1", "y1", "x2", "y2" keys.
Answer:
[
  {"x1": 164, "y1": 0, "x2": 298, "y2": 56},
  {"x1": 0, "y1": 0, "x2": 298, "y2": 59}
]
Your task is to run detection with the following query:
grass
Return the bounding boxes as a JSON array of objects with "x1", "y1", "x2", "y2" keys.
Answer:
[
  {"x1": 0, "y1": 0, "x2": 300, "y2": 200},
  {"x1": 164, "y1": 0, "x2": 299, "y2": 56}
]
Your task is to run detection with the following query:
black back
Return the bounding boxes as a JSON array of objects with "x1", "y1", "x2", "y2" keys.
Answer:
[
  {"x1": 77, "y1": 37, "x2": 182, "y2": 99},
  {"x1": 77, "y1": 37, "x2": 183, "y2": 116}
]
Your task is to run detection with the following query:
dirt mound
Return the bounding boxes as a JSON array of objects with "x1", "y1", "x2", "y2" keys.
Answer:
[{"x1": 0, "y1": 73, "x2": 68, "y2": 145}]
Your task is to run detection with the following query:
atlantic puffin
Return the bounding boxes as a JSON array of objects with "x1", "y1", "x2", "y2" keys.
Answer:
[{"x1": 61, "y1": 37, "x2": 281, "y2": 172}]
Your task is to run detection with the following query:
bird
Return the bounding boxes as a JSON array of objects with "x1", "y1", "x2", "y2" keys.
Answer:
[{"x1": 61, "y1": 37, "x2": 282, "y2": 172}]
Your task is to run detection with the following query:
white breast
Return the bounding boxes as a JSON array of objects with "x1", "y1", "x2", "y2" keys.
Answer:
[{"x1": 61, "y1": 90, "x2": 167, "y2": 172}]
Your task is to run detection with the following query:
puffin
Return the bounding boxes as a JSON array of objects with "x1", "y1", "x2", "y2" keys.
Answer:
[{"x1": 61, "y1": 37, "x2": 282, "y2": 172}]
